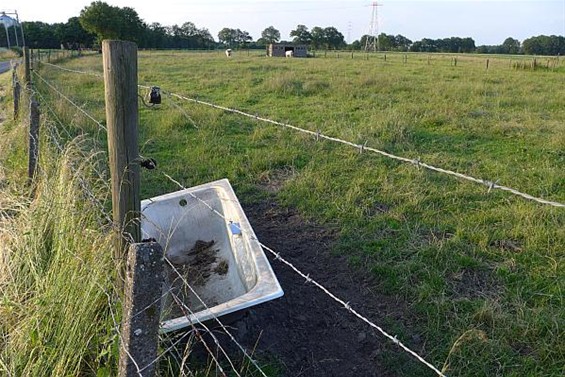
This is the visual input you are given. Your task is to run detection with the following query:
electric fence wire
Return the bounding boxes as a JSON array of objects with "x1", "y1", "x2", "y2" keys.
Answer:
[
  {"x1": 32, "y1": 70, "x2": 107, "y2": 131},
  {"x1": 28, "y1": 71, "x2": 268, "y2": 377},
  {"x1": 166, "y1": 92, "x2": 565, "y2": 209},
  {"x1": 41, "y1": 61, "x2": 104, "y2": 78},
  {"x1": 161, "y1": 172, "x2": 448, "y2": 377},
  {"x1": 43, "y1": 62, "x2": 565, "y2": 208},
  {"x1": 32, "y1": 68, "x2": 445, "y2": 376}
]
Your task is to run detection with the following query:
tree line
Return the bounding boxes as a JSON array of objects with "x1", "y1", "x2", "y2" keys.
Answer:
[{"x1": 5, "y1": 1, "x2": 564, "y2": 56}]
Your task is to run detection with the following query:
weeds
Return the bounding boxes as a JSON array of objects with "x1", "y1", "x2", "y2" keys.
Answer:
[
  {"x1": 0, "y1": 104, "x2": 118, "y2": 375},
  {"x1": 3, "y1": 50, "x2": 564, "y2": 376}
]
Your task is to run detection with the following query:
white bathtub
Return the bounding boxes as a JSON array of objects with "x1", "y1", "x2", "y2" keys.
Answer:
[{"x1": 141, "y1": 179, "x2": 283, "y2": 333}]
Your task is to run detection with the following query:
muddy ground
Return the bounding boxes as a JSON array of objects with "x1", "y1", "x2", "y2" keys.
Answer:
[{"x1": 182, "y1": 199, "x2": 427, "y2": 377}]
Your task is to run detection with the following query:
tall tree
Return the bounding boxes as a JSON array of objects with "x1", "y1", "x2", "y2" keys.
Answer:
[
  {"x1": 54, "y1": 17, "x2": 96, "y2": 48},
  {"x1": 261, "y1": 26, "x2": 280, "y2": 44},
  {"x1": 21, "y1": 22, "x2": 59, "y2": 48},
  {"x1": 323, "y1": 27, "x2": 345, "y2": 49},
  {"x1": 521, "y1": 35, "x2": 565, "y2": 55},
  {"x1": 377, "y1": 33, "x2": 393, "y2": 50},
  {"x1": 501, "y1": 37, "x2": 521, "y2": 54},
  {"x1": 235, "y1": 29, "x2": 252, "y2": 47},
  {"x1": 310, "y1": 26, "x2": 325, "y2": 49},
  {"x1": 393, "y1": 34, "x2": 412, "y2": 51},
  {"x1": 79, "y1": 1, "x2": 144, "y2": 42},
  {"x1": 218, "y1": 28, "x2": 236, "y2": 47},
  {"x1": 218, "y1": 28, "x2": 251, "y2": 48},
  {"x1": 290, "y1": 24, "x2": 312, "y2": 45}
]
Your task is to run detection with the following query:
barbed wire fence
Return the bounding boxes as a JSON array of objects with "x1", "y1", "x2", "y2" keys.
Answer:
[
  {"x1": 4, "y1": 46, "x2": 476, "y2": 377},
  {"x1": 9, "y1": 45, "x2": 564, "y2": 376},
  {"x1": 15, "y1": 46, "x2": 277, "y2": 377},
  {"x1": 41, "y1": 58, "x2": 565, "y2": 209}
]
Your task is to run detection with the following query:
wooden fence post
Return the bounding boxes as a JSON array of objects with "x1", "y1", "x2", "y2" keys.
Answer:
[
  {"x1": 23, "y1": 47, "x2": 31, "y2": 88},
  {"x1": 118, "y1": 242, "x2": 164, "y2": 377},
  {"x1": 102, "y1": 40, "x2": 141, "y2": 270},
  {"x1": 28, "y1": 95, "x2": 40, "y2": 183},
  {"x1": 13, "y1": 81, "x2": 20, "y2": 120},
  {"x1": 486, "y1": 59, "x2": 490, "y2": 70},
  {"x1": 12, "y1": 66, "x2": 20, "y2": 120}
]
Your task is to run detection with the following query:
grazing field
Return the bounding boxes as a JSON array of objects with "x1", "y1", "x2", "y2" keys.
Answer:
[{"x1": 4, "y1": 50, "x2": 565, "y2": 376}]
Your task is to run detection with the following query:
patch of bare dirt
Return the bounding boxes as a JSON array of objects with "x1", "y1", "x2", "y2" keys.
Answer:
[
  {"x1": 490, "y1": 239, "x2": 523, "y2": 253},
  {"x1": 184, "y1": 199, "x2": 428, "y2": 377},
  {"x1": 257, "y1": 167, "x2": 296, "y2": 194}
]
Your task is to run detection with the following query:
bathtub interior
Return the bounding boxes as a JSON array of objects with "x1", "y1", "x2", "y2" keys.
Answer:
[{"x1": 140, "y1": 179, "x2": 281, "y2": 329}]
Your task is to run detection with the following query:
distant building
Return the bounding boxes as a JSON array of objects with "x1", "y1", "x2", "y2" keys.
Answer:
[{"x1": 268, "y1": 43, "x2": 308, "y2": 58}]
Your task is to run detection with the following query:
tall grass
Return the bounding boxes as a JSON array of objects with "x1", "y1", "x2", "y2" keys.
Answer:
[
  {"x1": 0, "y1": 110, "x2": 118, "y2": 375},
  {"x1": 11, "y1": 51, "x2": 565, "y2": 376}
]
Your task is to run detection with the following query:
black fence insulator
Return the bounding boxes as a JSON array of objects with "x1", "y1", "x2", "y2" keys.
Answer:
[
  {"x1": 149, "y1": 86, "x2": 161, "y2": 105},
  {"x1": 140, "y1": 158, "x2": 157, "y2": 170}
]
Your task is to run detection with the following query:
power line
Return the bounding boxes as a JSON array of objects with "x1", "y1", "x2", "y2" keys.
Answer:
[{"x1": 365, "y1": 1, "x2": 383, "y2": 52}]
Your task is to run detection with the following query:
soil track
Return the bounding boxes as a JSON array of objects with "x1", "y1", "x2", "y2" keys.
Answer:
[{"x1": 200, "y1": 199, "x2": 425, "y2": 377}]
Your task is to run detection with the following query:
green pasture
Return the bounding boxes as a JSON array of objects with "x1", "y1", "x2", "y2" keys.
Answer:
[{"x1": 2, "y1": 50, "x2": 564, "y2": 376}]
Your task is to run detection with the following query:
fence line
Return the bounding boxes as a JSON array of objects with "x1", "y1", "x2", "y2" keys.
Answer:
[
  {"x1": 41, "y1": 61, "x2": 103, "y2": 78},
  {"x1": 32, "y1": 69, "x2": 268, "y2": 377},
  {"x1": 31, "y1": 68, "x2": 448, "y2": 375},
  {"x1": 34, "y1": 95, "x2": 242, "y2": 377},
  {"x1": 33, "y1": 88, "x2": 113, "y2": 226},
  {"x1": 30, "y1": 88, "x2": 149, "y2": 377},
  {"x1": 161, "y1": 173, "x2": 447, "y2": 377},
  {"x1": 32, "y1": 70, "x2": 107, "y2": 131},
  {"x1": 165, "y1": 91, "x2": 564, "y2": 209},
  {"x1": 43, "y1": 62, "x2": 565, "y2": 208}
]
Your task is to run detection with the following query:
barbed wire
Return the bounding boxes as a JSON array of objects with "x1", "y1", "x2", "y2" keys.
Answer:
[
  {"x1": 160, "y1": 172, "x2": 448, "y2": 377},
  {"x1": 169, "y1": 292, "x2": 230, "y2": 377},
  {"x1": 41, "y1": 62, "x2": 565, "y2": 208},
  {"x1": 25, "y1": 79, "x2": 157, "y2": 377},
  {"x1": 162, "y1": 253, "x2": 269, "y2": 377},
  {"x1": 33, "y1": 88, "x2": 113, "y2": 226},
  {"x1": 167, "y1": 93, "x2": 565, "y2": 209},
  {"x1": 41, "y1": 61, "x2": 103, "y2": 78},
  {"x1": 32, "y1": 70, "x2": 107, "y2": 132},
  {"x1": 29, "y1": 70, "x2": 266, "y2": 377}
]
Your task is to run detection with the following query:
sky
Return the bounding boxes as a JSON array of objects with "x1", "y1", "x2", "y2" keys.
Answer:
[{"x1": 8, "y1": 0, "x2": 565, "y2": 45}]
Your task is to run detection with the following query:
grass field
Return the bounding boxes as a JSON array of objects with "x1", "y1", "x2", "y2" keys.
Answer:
[{"x1": 2, "y1": 50, "x2": 564, "y2": 376}]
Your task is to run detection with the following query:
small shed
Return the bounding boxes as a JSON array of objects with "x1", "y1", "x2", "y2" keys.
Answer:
[{"x1": 268, "y1": 43, "x2": 308, "y2": 58}]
